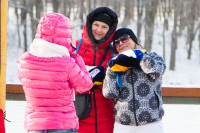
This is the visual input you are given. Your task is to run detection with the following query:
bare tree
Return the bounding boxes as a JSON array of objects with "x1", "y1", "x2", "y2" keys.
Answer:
[
  {"x1": 113, "y1": 0, "x2": 121, "y2": 18},
  {"x1": 53, "y1": 0, "x2": 60, "y2": 13},
  {"x1": 178, "y1": 0, "x2": 187, "y2": 36},
  {"x1": 160, "y1": 0, "x2": 170, "y2": 60},
  {"x1": 137, "y1": 0, "x2": 144, "y2": 44},
  {"x1": 60, "y1": 0, "x2": 66, "y2": 15},
  {"x1": 187, "y1": 0, "x2": 198, "y2": 59},
  {"x1": 28, "y1": 0, "x2": 36, "y2": 40},
  {"x1": 87, "y1": 0, "x2": 92, "y2": 12},
  {"x1": 169, "y1": 0, "x2": 179, "y2": 70},
  {"x1": 21, "y1": 0, "x2": 28, "y2": 52},
  {"x1": 79, "y1": 0, "x2": 85, "y2": 29},
  {"x1": 36, "y1": 0, "x2": 43, "y2": 19},
  {"x1": 14, "y1": 1, "x2": 22, "y2": 48},
  {"x1": 122, "y1": 0, "x2": 134, "y2": 27},
  {"x1": 199, "y1": 26, "x2": 200, "y2": 64},
  {"x1": 144, "y1": 0, "x2": 159, "y2": 52}
]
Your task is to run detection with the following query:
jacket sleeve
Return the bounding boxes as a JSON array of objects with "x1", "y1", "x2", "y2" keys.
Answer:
[
  {"x1": 140, "y1": 52, "x2": 166, "y2": 79},
  {"x1": 102, "y1": 67, "x2": 119, "y2": 98},
  {"x1": 68, "y1": 55, "x2": 93, "y2": 93},
  {"x1": 70, "y1": 53, "x2": 88, "y2": 74}
]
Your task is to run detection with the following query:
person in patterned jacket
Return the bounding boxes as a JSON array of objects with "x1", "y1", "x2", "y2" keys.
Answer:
[
  {"x1": 103, "y1": 28, "x2": 166, "y2": 133},
  {"x1": 17, "y1": 13, "x2": 93, "y2": 133}
]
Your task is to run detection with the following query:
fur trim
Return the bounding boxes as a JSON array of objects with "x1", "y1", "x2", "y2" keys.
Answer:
[{"x1": 30, "y1": 39, "x2": 70, "y2": 57}]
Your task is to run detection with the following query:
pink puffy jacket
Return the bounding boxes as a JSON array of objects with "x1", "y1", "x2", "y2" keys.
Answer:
[{"x1": 17, "y1": 13, "x2": 93, "y2": 131}]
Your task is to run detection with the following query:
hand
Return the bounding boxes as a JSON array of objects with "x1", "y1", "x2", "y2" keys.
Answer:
[
  {"x1": 70, "y1": 53, "x2": 79, "y2": 58},
  {"x1": 89, "y1": 66, "x2": 105, "y2": 85},
  {"x1": 132, "y1": 49, "x2": 146, "y2": 59},
  {"x1": 108, "y1": 49, "x2": 146, "y2": 73}
]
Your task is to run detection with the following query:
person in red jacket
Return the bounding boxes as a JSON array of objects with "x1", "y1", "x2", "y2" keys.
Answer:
[{"x1": 74, "y1": 7, "x2": 118, "y2": 133}]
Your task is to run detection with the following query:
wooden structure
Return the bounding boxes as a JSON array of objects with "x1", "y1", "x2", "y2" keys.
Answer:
[
  {"x1": 6, "y1": 84, "x2": 200, "y2": 97},
  {"x1": 0, "y1": 0, "x2": 8, "y2": 112}
]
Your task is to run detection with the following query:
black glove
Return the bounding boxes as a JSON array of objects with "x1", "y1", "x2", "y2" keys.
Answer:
[
  {"x1": 108, "y1": 49, "x2": 146, "y2": 73},
  {"x1": 89, "y1": 66, "x2": 105, "y2": 85}
]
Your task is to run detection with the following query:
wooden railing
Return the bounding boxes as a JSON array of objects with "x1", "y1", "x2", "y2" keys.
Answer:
[{"x1": 6, "y1": 84, "x2": 200, "y2": 97}]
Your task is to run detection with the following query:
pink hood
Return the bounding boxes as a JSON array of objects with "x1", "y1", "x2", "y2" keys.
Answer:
[{"x1": 35, "y1": 13, "x2": 75, "y2": 54}]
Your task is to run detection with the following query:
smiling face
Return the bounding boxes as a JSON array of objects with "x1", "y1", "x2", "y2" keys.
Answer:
[
  {"x1": 91, "y1": 21, "x2": 110, "y2": 40},
  {"x1": 114, "y1": 35, "x2": 137, "y2": 53}
]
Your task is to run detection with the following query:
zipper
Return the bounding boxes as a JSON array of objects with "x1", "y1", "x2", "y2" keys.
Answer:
[
  {"x1": 93, "y1": 46, "x2": 97, "y2": 66},
  {"x1": 131, "y1": 69, "x2": 138, "y2": 126}
]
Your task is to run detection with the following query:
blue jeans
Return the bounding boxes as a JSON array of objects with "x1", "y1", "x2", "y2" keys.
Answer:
[{"x1": 27, "y1": 129, "x2": 77, "y2": 133}]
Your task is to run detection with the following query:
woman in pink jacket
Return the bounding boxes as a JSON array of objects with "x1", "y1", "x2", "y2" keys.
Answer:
[{"x1": 17, "y1": 13, "x2": 93, "y2": 133}]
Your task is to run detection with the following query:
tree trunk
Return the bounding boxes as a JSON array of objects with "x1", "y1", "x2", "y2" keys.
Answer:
[
  {"x1": 80, "y1": 0, "x2": 84, "y2": 29},
  {"x1": 178, "y1": 1, "x2": 186, "y2": 36},
  {"x1": 169, "y1": 0, "x2": 178, "y2": 70},
  {"x1": 161, "y1": 0, "x2": 169, "y2": 60},
  {"x1": 21, "y1": 0, "x2": 28, "y2": 52},
  {"x1": 122, "y1": 0, "x2": 134, "y2": 27},
  {"x1": 137, "y1": 0, "x2": 144, "y2": 45},
  {"x1": 67, "y1": 0, "x2": 72, "y2": 18},
  {"x1": 199, "y1": 26, "x2": 200, "y2": 64},
  {"x1": 166, "y1": 0, "x2": 172, "y2": 31},
  {"x1": 187, "y1": 0, "x2": 197, "y2": 59},
  {"x1": 53, "y1": 0, "x2": 60, "y2": 13},
  {"x1": 60, "y1": 0, "x2": 65, "y2": 15},
  {"x1": 113, "y1": 0, "x2": 121, "y2": 18},
  {"x1": 43, "y1": 0, "x2": 47, "y2": 14},
  {"x1": 14, "y1": 3, "x2": 21, "y2": 48},
  {"x1": 28, "y1": 0, "x2": 36, "y2": 40},
  {"x1": 163, "y1": 19, "x2": 166, "y2": 60},
  {"x1": 36, "y1": 0, "x2": 43, "y2": 19},
  {"x1": 144, "y1": 0, "x2": 158, "y2": 52},
  {"x1": 87, "y1": 0, "x2": 92, "y2": 14}
]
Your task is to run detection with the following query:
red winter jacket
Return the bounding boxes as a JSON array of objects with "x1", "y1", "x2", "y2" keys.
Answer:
[{"x1": 75, "y1": 7, "x2": 118, "y2": 133}]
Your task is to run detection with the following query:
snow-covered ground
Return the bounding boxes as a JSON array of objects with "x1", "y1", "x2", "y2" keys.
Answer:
[{"x1": 5, "y1": 100, "x2": 200, "y2": 133}]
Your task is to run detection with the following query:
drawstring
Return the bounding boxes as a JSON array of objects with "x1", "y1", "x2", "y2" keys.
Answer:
[
  {"x1": 4, "y1": 111, "x2": 11, "y2": 122},
  {"x1": 116, "y1": 73, "x2": 122, "y2": 88}
]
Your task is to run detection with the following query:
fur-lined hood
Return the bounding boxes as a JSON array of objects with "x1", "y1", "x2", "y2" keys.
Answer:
[{"x1": 82, "y1": 7, "x2": 118, "y2": 48}]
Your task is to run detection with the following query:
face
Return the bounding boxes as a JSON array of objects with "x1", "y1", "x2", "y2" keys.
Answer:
[
  {"x1": 92, "y1": 21, "x2": 110, "y2": 40},
  {"x1": 114, "y1": 34, "x2": 137, "y2": 53}
]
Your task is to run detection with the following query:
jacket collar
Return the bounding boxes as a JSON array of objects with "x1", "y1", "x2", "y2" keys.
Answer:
[{"x1": 30, "y1": 39, "x2": 70, "y2": 57}]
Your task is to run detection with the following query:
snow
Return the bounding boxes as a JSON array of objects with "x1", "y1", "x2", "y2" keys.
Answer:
[{"x1": 5, "y1": 101, "x2": 200, "y2": 133}]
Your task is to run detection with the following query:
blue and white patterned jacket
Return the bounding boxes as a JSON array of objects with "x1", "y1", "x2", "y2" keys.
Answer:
[{"x1": 103, "y1": 52, "x2": 166, "y2": 126}]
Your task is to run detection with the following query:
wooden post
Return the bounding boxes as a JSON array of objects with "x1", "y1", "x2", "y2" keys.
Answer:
[{"x1": 0, "y1": 0, "x2": 8, "y2": 112}]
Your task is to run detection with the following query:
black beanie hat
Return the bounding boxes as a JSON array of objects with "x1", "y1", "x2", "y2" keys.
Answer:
[
  {"x1": 113, "y1": 28, "x2": 138, "y2": 44},
  {"x1": 92, "y1": 13, "x2": 113, "y2": 27}
]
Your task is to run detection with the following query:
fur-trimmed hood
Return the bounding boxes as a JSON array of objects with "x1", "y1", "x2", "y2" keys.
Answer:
[{"x1": 82, "y1": 7, "x2": 118, "y2": 48}]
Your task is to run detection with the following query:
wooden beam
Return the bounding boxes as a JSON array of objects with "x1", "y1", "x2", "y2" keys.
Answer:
[
  {"x1": 0, "y1": 0, "x2": 8, "y2": 112},
  {"x1": 6, "y1": 84, "x2": 24, "y2": 94},
  {"x1": 6, "y1": 84, "x2": 200, "y2": 97},
  {"x1": 162, "y1": 87, "x2": 200, "y2": 97}
]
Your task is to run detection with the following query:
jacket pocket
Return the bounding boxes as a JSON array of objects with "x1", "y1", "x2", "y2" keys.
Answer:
[
  {"x1": 154, "y1": 90, "x2": 163, "y2": 109},
  {"x1": 154, "y1": 91, "x2": 160, "y2": 111}
]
